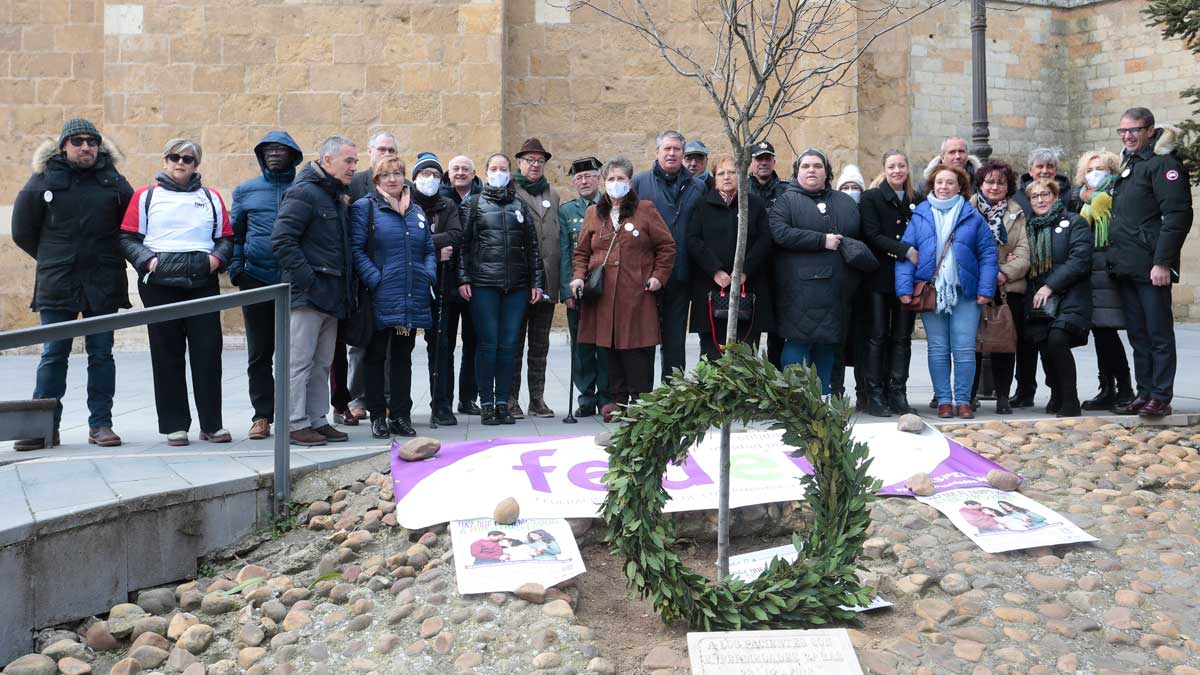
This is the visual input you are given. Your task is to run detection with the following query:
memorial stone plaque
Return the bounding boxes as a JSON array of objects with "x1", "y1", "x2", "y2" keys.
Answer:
[{"x1": 687, "y1": 628, "x2": 864, "y2": 675}]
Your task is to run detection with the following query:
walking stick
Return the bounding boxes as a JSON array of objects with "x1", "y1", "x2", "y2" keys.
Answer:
[
  {"x1": 563, "y1": 287, "x2": 582, "y2": 424},
  {"x1": 430, "y1": 260, "x2": 448, "y2": 429}
]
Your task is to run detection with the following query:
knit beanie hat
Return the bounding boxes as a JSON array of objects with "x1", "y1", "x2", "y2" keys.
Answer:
[
  {"x1": 836, "y1": 164, "x2": 866, "y2": 190},
  {"x1": 411, "y1": 152, "x2": 444, "y2": 178},
  {"x1": 58, "y1": 118, "x2": 102, "y2": 149}
]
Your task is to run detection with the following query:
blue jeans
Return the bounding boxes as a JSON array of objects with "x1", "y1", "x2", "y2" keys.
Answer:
[
  {"x1": 781, "y1": 341, "x2": 836, "y2": 395},
  {"x1": 32, "y1": 309, "x2": 117, "y2": 429},
  {"x1": 922, "y1": 298, "x2": 981, "y2": 405},
  {"x1": 470, "y1": 287, "x2": 528, "y2": 405}
]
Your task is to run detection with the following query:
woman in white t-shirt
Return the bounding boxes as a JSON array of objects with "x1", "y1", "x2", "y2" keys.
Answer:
[{"x1": 120, "y1": 138, "x2": 234, "y2": 447}]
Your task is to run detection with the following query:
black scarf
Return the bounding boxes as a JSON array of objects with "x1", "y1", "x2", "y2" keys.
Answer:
[
  {"x1": 653, "y1": 162, "x2": 684, "y2": 207},
  {"x1": 155, "y1": 172, "x2": 202, "y2": 192}
]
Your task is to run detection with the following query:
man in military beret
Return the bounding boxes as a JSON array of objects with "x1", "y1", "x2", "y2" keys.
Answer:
[{"x1": 558, "y1": 157, "x2": 609, "y2": 417}]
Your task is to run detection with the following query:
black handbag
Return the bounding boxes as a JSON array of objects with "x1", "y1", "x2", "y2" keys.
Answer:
[
  {"x1": 707, "y1": 284, "x2": 754, "y2": 322},
  {"x1": 341, "y1": 204, "x2": 376, "y2": 348},
  {"x1": 580, "y1": 227, "x2": 618, "y2": 304},
  {"x1": 1028, "y1": 294, "x2": 1060, "y2": 321}
]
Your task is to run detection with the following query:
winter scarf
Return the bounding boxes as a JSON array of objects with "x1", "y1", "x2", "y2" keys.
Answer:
[
  {"x1": 927, "y1": 193, "x2": 964, "y2": 314},
  {"x1": 653, "y1": 161, "x2": 683, "y2": 207},
  {"x1": 1027, "y1": 199, "x2": 1064, "y2": 277},
  {"x1": 155, "y1": 171, "x2": 202, "y2": 192},
  {"x1": 1079, "y1": 176, "x2": 1114, "y2": 248},
  {"x1": 514, "y1": 169, "x2": 548, "y2": 196},
  {"x1": 977, "y1": 195, "x2": 1009, "y2": 246}
]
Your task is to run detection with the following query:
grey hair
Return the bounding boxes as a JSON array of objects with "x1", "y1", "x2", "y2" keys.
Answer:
[
  {"x1": 485, "y1": 153, "x2": 511, "y2": 171},
  {"x1": 655, "y1": 130, "x2": 685, "y2": 150},
  {"x1": 1027, "y1": 146, "x2": 1062, "y2": 168},
  {"x1": 318, "y1": 135, "x2": 356, "y2": 161},
  {"x1": 162, "y1": 138, "x2": 202, "y2": 165},
  {"x1": 448, "y1": 155, "x2": 476, "y2": 172},
  {"x1": 602, "y1": 156, "x2": 634, "y2": 180},
  {"x1": 940, "y1": 136, "x2": 968, "y2": 154},
  {"x1": 368, "y1": 130, "x2": 396, "y2": 148}
]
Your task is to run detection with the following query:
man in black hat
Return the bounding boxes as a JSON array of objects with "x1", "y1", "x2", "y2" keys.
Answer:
[
  {"x1": 510, "y1": 138, "x2": 561, "y2": 418},
  {"x1": 11, "y1": 118, "x2": 134, "y2": 450},
  {"x1": 558, "y1": 157, "x2": 609, "y2": 416},
  {"x1": 747, "y1": 140, "x2": 787, "y2": 368}
]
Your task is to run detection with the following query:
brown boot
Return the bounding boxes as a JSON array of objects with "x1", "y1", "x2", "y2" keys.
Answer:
[
  {"x1": 13, "y1": 432, "x2": 59, "y2": 451},
  {"x1": 528, "y1": 399, "x2": 555, "y2": 418},
  {"x1": 289, "y1": 427, "x2": 328, "y2": 446},
  {"x1": 247, "y1": 418, "x2": 271, "y2": 440},
  {"x1": 88, "y1": 426, "x2": 122, "y2": 447},
  {"x1": 313, "y1": 424, "x2": 349, "y2": 442}
]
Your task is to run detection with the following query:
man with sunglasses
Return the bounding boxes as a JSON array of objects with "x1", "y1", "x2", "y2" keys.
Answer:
[
  {"x1": 11, "y1": 118, "x2": 134, "y2": 450},
  {"x1": 1108, "y1": 107, "x2": 1194, "y2": 419}
]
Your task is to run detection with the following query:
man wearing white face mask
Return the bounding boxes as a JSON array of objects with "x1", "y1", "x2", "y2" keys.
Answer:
[{"x1": 411, "y1": 152, "x2": 466, "y2": 425}]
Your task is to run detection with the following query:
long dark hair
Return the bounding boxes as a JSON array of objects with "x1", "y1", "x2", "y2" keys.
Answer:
[{"x1": 528, "y1": 529, "x2": 556, "y2": 544}]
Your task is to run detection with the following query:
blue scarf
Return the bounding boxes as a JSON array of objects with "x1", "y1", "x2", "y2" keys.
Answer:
[{"x1": 926, "y1": 194, "x2": 964, "y2": 314}]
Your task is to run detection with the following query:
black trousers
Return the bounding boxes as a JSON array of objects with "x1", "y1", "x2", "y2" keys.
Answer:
[
  {"x1": 658, "y1": 280, "x2": 690, "y2": 383},
  {"x1": 238, "y1": 276, "x2": 276, "y2": 423},
  {"x1": 365, "y1": 328, "x2": 416, "y2": 420},
  {"x1": 830, "y1": 291, "x2": 868, "y2": 397},
  {"x1": 864, "y1": 290, "x2": 916, "y2": 396},
  {"x1": 1037, "y1": 327, "x2": 1079, "y2": 404},
  {"x1": 698, "y1": 330, "x2": 761, "y2": 363},
  {"x1": 766, "y1": 333, "x2": 784, "y2": 370},
  {"x1": 971, "y1": 292, "x2": 1024, "y2": 400},
  {"x1": 605, "y1": 346, "x2": 656, "y2": 404},
  {"x1": 1116, "y1": 279, "x2": 1176, "y2": 402},
  {"x1": 1091, "y1": 327, "x2": 1130, "y2": 380},
  {"x1": 1014, "y1": 313, "x2": 1042, "y2": 398},
  {"x1": 425, "y1": 295, "x2": 477, "y2": 412},
  {"x1": 330, "y1": 340, "x2": 350, "y2": 413},
  {"x1": 138, "y1": 277, "x2": 224, "y2": 434}
]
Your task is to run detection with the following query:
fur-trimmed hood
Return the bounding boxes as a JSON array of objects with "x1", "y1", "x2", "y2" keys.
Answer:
[
  {"x1": 923, "y1": 153, "x2": 982, "y2": 182},
  {"x1": 31, "y1": 136, "x2": 124, "y2": 174},
  {"x1": 1153, "y1": 126, "x2": 1178, "y2": 155}
]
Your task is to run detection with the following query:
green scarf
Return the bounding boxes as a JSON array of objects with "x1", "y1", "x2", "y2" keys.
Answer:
[
  {"x1": 1026, "y1": 199, "x2": 1064, "y2": 277},
  {"x1": 514, "y1": 169, "x2": 549, "y2": 196},
  {"x1": 1079, "y1": 176, "x2": 1114, "y2": 248}
]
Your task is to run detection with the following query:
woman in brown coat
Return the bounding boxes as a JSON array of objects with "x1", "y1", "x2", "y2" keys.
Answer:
[{"x1": 570, "y1": 157, "x2": 676, "y2": 422}]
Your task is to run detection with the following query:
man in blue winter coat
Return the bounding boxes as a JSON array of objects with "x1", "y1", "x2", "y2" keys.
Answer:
[
  {"x1": 229, "y1": 131, "x2": 302, "y2": 441},
  {"x1": 630, "y1": 130, "x2": 706, "y2": 383}
]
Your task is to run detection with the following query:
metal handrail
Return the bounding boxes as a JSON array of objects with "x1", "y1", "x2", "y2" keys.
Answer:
[{"x1": 0, "y1": 283, "x2": 293, "y2": 515}]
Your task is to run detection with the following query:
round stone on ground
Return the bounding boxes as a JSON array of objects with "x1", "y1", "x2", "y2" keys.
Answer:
[
  {"x1": 399, "y1": 437, "x2": 441, "y2": 461},
  {"x1": 1, "y1": 654, "x2": 57, "y2": 675},
  {"x1": 493, "y1": 496, "x2": 520, "y2": 524}
]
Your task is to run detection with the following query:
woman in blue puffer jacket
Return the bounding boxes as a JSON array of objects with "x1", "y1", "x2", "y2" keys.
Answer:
[
  {"x1": 895, "y1": 164, "x2": 998, "y2": 419},
  {"x1": 351, "y1": 155, "x2": 437, "y2": 439}
]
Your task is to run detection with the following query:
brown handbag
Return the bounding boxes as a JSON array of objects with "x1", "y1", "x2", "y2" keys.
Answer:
[
  {"x1": 901, "y1": 228, "x2": 957, "y2": 312},
  {"x1": 976, "y1": 293, "x2": 1017, "y2": 353}
]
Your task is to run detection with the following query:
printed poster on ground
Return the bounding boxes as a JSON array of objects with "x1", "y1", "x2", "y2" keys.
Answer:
[
  {"x1": 916, "y1": 487, "x2": 1097, "y2": 553},
  {"x1": 449, "y1": 517, "x2": 585, "y2": 594}
]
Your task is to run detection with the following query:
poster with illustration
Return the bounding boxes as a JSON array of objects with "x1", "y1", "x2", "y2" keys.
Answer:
[
  {"x1": 916, "y1": 487, "x2": 1097, "y2": 553},
  {"x1": 449, "y1": 517, "x2": 585, "y2": 594},
  {"x1": 727, "y1": 544, "x2": 892, "y2": 612}
]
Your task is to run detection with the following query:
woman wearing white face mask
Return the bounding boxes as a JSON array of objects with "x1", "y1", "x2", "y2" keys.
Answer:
[
  {"x1": 836, "y1": 165, "x2": 866, "y2": 204},
  {"x1": 570, "y1": 157, "x2": 676, "y2": 422},
  {"x1": 457, "y1": 153, "x2": 546, "y2": 425},
  {"x1": 1067, "y1": 150, "x2": 1133, "y2": 411}
]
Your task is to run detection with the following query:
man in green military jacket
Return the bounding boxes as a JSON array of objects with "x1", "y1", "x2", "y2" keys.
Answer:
[{"x1": 558, "y1": 156, "x2": 608, "y2": 416}]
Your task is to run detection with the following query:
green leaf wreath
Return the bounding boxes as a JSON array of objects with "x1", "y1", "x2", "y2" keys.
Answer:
[{"x1": 599, "y1": 342, "x2": 881, "y2": 630}]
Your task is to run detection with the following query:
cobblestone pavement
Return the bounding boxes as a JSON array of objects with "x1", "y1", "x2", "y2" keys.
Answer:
[{"x1": 6, "y1": 416, "x2": 1196, "y2": 675}]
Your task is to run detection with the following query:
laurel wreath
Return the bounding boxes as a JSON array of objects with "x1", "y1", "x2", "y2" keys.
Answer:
[{"x1": 599, "y1": 342, "x2": 880, "y2": 629}]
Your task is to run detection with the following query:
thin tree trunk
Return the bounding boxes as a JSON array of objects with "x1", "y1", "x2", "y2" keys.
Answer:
[{"x1": 716, "y1": 151, "x2": 753, "y2": 581}]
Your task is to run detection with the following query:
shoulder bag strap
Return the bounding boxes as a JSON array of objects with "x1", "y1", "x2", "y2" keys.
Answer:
[{"x1": 930, "y1": 225, "x2": 957, "y2": 283}]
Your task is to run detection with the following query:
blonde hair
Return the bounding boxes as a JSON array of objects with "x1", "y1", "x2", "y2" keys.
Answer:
[
  {"x1": 1025, "y1": 177, "x2": 1061, "y2": 198},
  {"x1": 1072, "y1": 150, "x2": 1120, "y2": 187},
  {"x1": 868, "y1": 149, "x2": 916, "y2": 201},
  {"x1": 710, "y1": 155, "x2": 737, "y2": 175},
  {"x1": 371, "y1": 154, "x2": 406, "y2": 183}
]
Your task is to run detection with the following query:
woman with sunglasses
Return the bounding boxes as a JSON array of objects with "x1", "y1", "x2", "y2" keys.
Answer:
[
  {"x1": 1022, "y1": 178, "x2": 1093, "y2": 418},
  {"x1": 120, "y1": 138, "x2": 234, "y2": 446}
]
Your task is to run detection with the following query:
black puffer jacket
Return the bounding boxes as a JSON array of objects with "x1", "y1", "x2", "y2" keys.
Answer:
[
  {"x1": 860, "y1": 185, "x2": 923, "y2": 295},
  {"x1": 748, "y1": 172, "x2": 787, "y2": 212},
  {"x1": 1025, "y1": 211, "x2": 1094, "y2": 346},
  {"x1": 1108, "y1": 127, "x2": 1193, "y2": 282},
  {"x1": 769, "y1": 183, "x2": 869, "y2": 343},
  {"x1": 457, "y1": 184, "x2": 545, "y2": 292},
  {"x1": 1067, "y1": 186, "x2": 1123, "y2": 329},
  {"x1": 11, "y1": 138, "x2": 133, "y2": 313},
  {"x1": 271, "y1": 162, "x2": 355, "y2": 318},
  {"x1": 412, "y1": 189, "x2": 464, "y2": 296}
]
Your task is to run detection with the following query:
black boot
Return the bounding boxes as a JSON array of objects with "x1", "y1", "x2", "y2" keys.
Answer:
[
  {"x1": 1111, "y1": 370, "x2": 1134, "y2": 411},
  {"x1": 884, "y1": 336, "x2": 916, "y2": 415},
  {"x1": 1045, "y1": 392, "x2": 1062, "y2": 415},
  {"x1": 995, "y1": 394, "x2": 1012, "y2": 415},
  {"x1": 480, "y1": 404, "x2": 500, "y2": 426},
  {"x1": 1082, "y1": 374, "x2": 1116, "y2": 411}
]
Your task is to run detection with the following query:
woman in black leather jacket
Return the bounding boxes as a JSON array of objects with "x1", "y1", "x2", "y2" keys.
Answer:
[
  {"x1": 120, "y1": 138, "x2": 234, "y2": 446},
  {"x1": 457, "y1": 153, "x2": 546, "y2": 425}
]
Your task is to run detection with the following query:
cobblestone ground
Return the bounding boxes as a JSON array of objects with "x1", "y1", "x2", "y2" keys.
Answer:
[{"x1": 9, "y1": 418, "x2": 1200, "y2": 675}]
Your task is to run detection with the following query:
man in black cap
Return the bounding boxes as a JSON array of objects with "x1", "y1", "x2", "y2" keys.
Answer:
[
  {"x1": 511, "y1": 137, "x2": 561, "y2": 418},
  {"x1": 11, "y1": 118, "x2": 134, "y2": 450},
  {"x1": 558, "y1": 157, "x2": 609, "y2": 416},
  {"x1": 747, "y1": 140, "x2": 787, "y2": 368}
]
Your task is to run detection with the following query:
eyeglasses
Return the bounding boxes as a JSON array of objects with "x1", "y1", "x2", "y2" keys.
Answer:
[
  {"x1": 1116, "y1": 126, "x2": 1147, "y2": 136},
  {"x1": 982, "y1": 178, "x2": 1007, "y2": 186},
  {"x1": 376, "y1": 172, "x2": 404, "y2": 181},
  {"x1": 69, "y1": 136, "x2": 100, "y2": 148},
  {"x1": 520, "y1": 157, "x2": 547, "y2": 167},
  {"x1": 1028, "y1": 191, "x2": 1054, "y2": 201},
  {"x1": 166, "y1": 153, "x2": 197, "y2": 165}
]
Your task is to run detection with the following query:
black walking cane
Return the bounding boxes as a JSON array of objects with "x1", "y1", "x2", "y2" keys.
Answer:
[
  {"x1": 429, "y1": 260, "x2": 448, "y2": 429},
  {"x1": 563, "y1": 286, "x2": 582, "y2": 424}
]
